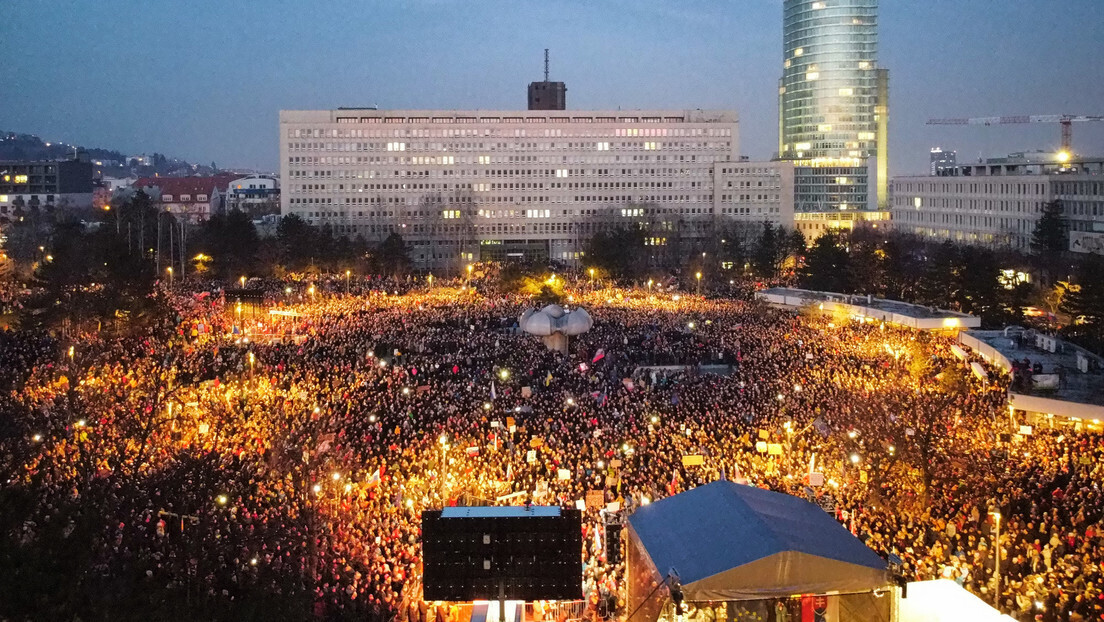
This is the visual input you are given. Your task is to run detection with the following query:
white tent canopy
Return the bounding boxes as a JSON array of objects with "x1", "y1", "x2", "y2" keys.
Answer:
[{"x1": 899, "y1": 580, "x2": 1016, "y2": 622}]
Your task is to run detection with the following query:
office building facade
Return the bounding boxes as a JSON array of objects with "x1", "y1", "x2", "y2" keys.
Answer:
[
  {"x1": 0, "y1": 158, "x2": 94, "y2": 215},
  {"x1": 891, "y1": 154, "x2": 1104, "y2": 254},
  {"x1": 778, "y1": 0, "x2": 888, "y2": 212},
  {"x1": 280, "y1": 108, "x2": 796, "y2": 271}
]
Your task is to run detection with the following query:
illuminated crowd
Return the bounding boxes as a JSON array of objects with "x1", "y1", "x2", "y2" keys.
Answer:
[{"x1": 2, "y1": 272, "x2": 1102, "y2": 622}]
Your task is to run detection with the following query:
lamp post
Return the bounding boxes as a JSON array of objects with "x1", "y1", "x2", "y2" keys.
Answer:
[
  {"x1": 308, "y1": 284, "x2": 315, "y2": 302},
  {"x1": 240, "y1": 275, "x2": 246, "y2": 289},
  {"x1": 345, "y1": 270, "x2": 351, "y2": 296},
  {"x1": 467, "y1": 263, "x2": 473, "y2": 283},
  {"x1": 991, "y1": 511, "x2": 1002, "y2": 605},
  {"x1": 167, "y1": 266, "x2": 173, "y2": 288},
  {"x1": 695, "y1": 271, "x2": 702, "y2": 294}
]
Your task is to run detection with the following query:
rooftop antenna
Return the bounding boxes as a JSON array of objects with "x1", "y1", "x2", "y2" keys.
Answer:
[{"x1": 544, "y1": 48, "x2": 550, "y2": 82}]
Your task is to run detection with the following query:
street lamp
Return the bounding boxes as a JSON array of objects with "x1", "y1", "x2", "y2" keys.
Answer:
[
  {"x1": 308, "y1": 284, "x2": 315, "y2": 302},
  {"x1": 240, "y1": 275, "x2": 246, "y2": 289},
  {"x1": 696, "y1": 271, "x2": 702, "y2": 294},
  {"x1": 345, "y1": 269, "x2": 351, "y2": 295},
  {"x1": 467, "y1": 264, "x2": 473, "y2": 282},
  {"x1": 990, "y1": 511, "x2": 1002, "y2": 603},
  {"x1": 166, "y1": 266, "x2": 173, "y2": 287}
]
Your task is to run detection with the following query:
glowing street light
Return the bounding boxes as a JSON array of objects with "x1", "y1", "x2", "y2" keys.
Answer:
[
  {"x1": 991, "y1": 511, "x2": 1002, "y2": 598},
  {"x1": 240, "y1": 275, "x2": 247, "y2": 289},
  {"x1": 166, "y1": 266, "x2": 173, "y2": 287},
  {"x1": 499, "y1": 368, "x2": 509, "y2": 380},
  {"x1": 850, "y1": 453, "x2": 860, "y2": 464},
  {"x1": 217, "y1": 495, "x2": 228, "y2": 505},
  {"x1": 308, "y1": 284, "x2": 316, "y2": 301},
  {"x1": 68, "y1": 345, "x2": 74, "y2": 361},
  {"x1": 332, "y1": 472, "x2": 341, "y2": 481},
  {"x1": 345, "y1": 269, "x2": 351, "y2": 295},
  {"x1": 402, "y1": 387, "x2": 411, "y2": 395}
]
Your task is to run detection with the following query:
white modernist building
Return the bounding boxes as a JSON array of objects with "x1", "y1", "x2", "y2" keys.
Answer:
[
  {"x1": 279, "y1": 108, "x2": 794, "y2": 271},
  {"x1": 891, "y1": 153, "x2": 1104, "y2": 254}
]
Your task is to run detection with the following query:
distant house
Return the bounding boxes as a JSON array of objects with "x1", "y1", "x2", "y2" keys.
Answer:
[
  {"x1": 226, "y1": 174, "x2": 280, "y2": 213},
  {"x1": 132, "y1": 173, "x2": 239, "y2": 223}
]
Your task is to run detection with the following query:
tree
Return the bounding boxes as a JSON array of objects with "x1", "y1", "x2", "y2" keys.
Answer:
[
  {"x1": 1061, "y1": 253, "x2": 1104, "y2": 348},
  {"x1": 799, "y1": 231, "x2": 851, "y2": 292},
  {"x1": 1031, "y1": 200, "x2": 1068, "y2": 256},
  {"x1": 373, "y1": 232, "x2": 412, "y2": 277},
  {"x1": 752, "y1": 222, "x2": 785, "y2": 278},
  {"x1": 584, "y1": 226, "x2": 646, "y2": 280},
  {"x1": 193, "y1": 209, "x2": 259, "y2": 279}
]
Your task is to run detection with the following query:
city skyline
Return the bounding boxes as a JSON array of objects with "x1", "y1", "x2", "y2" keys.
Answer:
[{"x1": 3, "y1": 0, "x2": 1104, "y2": 175}]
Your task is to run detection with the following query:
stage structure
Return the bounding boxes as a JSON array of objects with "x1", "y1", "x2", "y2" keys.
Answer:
[
  {"x1": 626, "y1": 481, "x2": 895, "y2": 622},
  {"x1": 422, "y1": 505, "x2": 583, "y2": 617}
]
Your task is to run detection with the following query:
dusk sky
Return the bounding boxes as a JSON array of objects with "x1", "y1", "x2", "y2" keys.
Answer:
[{"x1": 3, "y1": 0, "x2": 1103, "y2": 175}]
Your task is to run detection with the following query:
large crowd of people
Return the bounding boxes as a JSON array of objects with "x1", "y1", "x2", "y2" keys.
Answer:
[{"x1": 1, "y1": 272, "x2": 1102, "y2": 621}]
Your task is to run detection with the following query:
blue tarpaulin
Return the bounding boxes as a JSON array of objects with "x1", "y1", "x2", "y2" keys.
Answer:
[{"x1": 627, "y1": 481, "x2": 890, "y2": 602}]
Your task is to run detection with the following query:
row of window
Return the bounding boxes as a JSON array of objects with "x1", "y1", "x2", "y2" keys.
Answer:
[{"x1": 291, "y1": 125, "x2": 730, "y2": 138}]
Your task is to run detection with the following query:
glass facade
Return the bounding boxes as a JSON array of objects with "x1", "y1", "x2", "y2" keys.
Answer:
[{"x1": 779, "y1": 0, "x2": 882, "y2": 211}]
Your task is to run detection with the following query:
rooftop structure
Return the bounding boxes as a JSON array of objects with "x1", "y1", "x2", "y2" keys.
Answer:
[
  {"x1": 757, "y1": 287, "x2": 980, "y2": 330},
  {"x1": 960, "y1": 329, "x2": 1104, "y2": 426}
]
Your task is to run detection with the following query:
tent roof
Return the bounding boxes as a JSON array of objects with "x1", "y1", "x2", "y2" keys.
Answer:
[
  {"x1": 628, "y1": 481, "x2": 889, "y2": 600},
  {"x1": 899, "y1": 580, "x2": 1016, "y2": 622}
]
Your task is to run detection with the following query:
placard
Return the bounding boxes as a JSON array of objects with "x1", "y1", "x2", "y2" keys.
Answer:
[
  {"x1": 755, "y1": 441, "x2": 768, "y2": 453},
  {"x1": 758, "y1": 429, "x2": 770, "y2": 440},
  {"x1": 586, "y1": 490, "x2": 605, "y2": 509},
  {"x1": 1019, "y1": 425, "x2": 1033, "y2": 436},
  {"x1": 521, "y1": 387, "x2": 532, "y2": 398},
  {"x1": 557, "y1": 468, "x2": 571, "y2": 480},
  {"x1": 767, "y1": 443, "x2": 783, "y2": 456},
  {"x1": 682, "y1": 454, "x2": 704, "y2": 466},
  {"x1": 530, "y1": 437, "x2": 543, "y2": 448},
  {"x1": 808, "y1": 472, "x2": 825, "y2": 487},
  {"x1": 575, "y1": 499, "x2": 586, "y2": 511},
  {"x1": 606, "y1": 501, "x2": 621, "y2": 513},
  {"x1": 610, "y1": 459, "x2": 622, "y2": 469},
  {"x1": 526, "y1": 450, "x2": 537, "y2": 464}
]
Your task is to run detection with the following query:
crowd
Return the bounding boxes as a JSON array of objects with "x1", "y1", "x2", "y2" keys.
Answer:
[{"x1": 1, "y1": 274, "x2": 1102, "y2": 621}]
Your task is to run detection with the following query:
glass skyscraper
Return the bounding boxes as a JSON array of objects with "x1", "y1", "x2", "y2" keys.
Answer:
[{"x1": 778, "y1": 0, "x2": 888, "y2": 211}]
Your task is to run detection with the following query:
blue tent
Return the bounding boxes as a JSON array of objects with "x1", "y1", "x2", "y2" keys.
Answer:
[{"x1": 627, "y1": 481, "x2": 890, "y2": 602}]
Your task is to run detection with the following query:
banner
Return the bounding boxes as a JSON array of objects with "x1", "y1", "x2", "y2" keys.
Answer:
[
  {"x1": 809, "y1": 472, "x2": 825, "y2": 487},
  {"x1": 586, "y1": 490, "x2": 605, "y2": 509},
  {"x1": 521, "y1": 386, "x2": 532, "y2": 398},
  {"x1": 758, "y1": 429, "x2": 770, "y2": 440},
  {"x1": 681, "y1": 454, "x2": 704, "y2": 466}
]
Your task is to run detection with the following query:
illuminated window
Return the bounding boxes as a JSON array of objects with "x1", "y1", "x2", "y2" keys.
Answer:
[
  {"x1": 386, "y1": 142, "x2": 406, "y2": 151},
  {"x1": 784, "y1": 59, "x2": 791, "y2": 69},
  {"x1": 597, "y1": 142, "x2": 610, "y2": 151},
  {"x1": 838, "y1": 88, "x2": 853, "y2": 96},
  {"x1": 858, "y1": 61, "x2": 871, "y2": 69},
  {"x1": 805, "y1": 72, "x2": 819, "y2": 81},
  {"x1": 913, "y1": 197, "x2": 922, "y2": 209},
  {"x1": 818, "y1": 124, "x2": 832, "y2": 132},
  {"x1": 811, "y1": 1, "x2": 825, "y2": 8},
  {"x1": 0, "y1": 195, "x2": 7, "y2": 202},
  {"x1": 14, "y1": 175, "x2": 28, "y2": 184},
  {"x1": 442, "y1": 210, "x2": 461, "y2": 219},
  {"x1": 835, "y1": 177, "x2": 849, "y2": 185},
  {"x1": 162, "y1": 195, "x2": 174, "y2": 201},
  {"x1": 478, "y1": 155, "x2": 490, "y2": 164},
  {"x1": 794, "y1": 48, "x2": 803, "y2": 57},
  {"x1": 795, "y1": 142, "x2": 811, "y2": 151},
  {"x1": 556, "y1": 169, "x2": 569, "y2": 178},
  {"x1": 857, "y1": 132, "x2": 875, "y2": 141}
]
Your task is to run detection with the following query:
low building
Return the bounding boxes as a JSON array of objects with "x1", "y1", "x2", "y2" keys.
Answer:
[
  {"x1": 891, "y1": 152, "x2": 1104, "y2": 254},
  {"x1": 794, "y1": 210, "x2": 889, "y2": 240},
  {"x1": 132, "y1": 174, "x2": 238, "y2": 222},
  {"x1": 959, "y1": 329, "x2": 1104, "y2": 428},
  {"x1": 0, "y1": 158, "x2": 95, "y2": 216},
  {"x1": 226, "y1": 174, "x2": 280, "y2": 213},
  {"x1": 756, "y1": 287, "x2": 981, "y2": 331}
]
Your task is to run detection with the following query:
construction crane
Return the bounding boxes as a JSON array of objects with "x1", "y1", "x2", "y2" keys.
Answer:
[{"x1": 927, "y1": 114, "x2": 1104, "y2": 159}]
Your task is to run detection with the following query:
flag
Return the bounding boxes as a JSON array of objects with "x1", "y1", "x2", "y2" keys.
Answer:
[
  {"x1": 366, "y1": 467, "x2": 381, "y2": 488},
  {"x1": 466, "y1": 446, "x2": 480, "y2": 457},
  {"x1": 719, "y1": 465, "x2": 727, "y2": 481},
  {"x1": 490, "y1": 381, "x2": 497, "y2": 401},
  {"x1": 813, "y1": 417, "x2": 830, "y2": 438},
  {"x1": 592, "y1": 349, "x2": 605, "y2": 363},
  {"x1": 545, "y1": 371, "x2": 553, "y2": 386}
]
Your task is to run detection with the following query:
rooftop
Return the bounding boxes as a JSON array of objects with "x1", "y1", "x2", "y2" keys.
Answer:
[
  {"x1": 758, "y1": 288, "x2": 980, "y2": 328},
  {"x1": 966, "y1": 329, "x2": 1104, "y2": 407}
]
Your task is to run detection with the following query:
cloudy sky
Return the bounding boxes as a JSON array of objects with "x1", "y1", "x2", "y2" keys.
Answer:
[{"x1": 3, "y1": 0, "x2": 1103, "y2": 174}]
